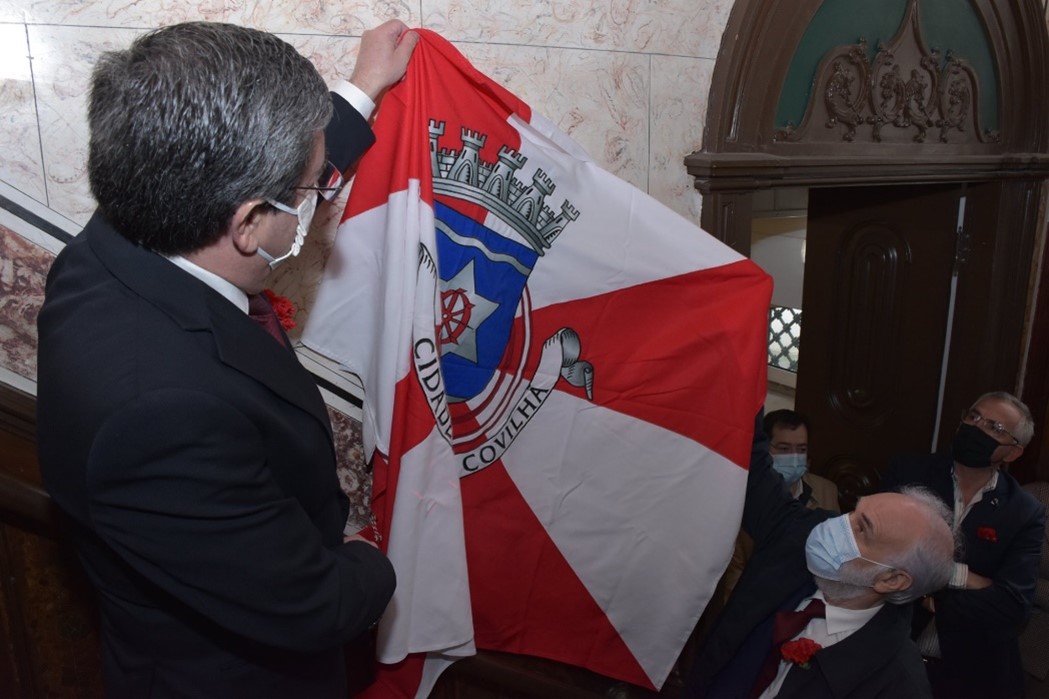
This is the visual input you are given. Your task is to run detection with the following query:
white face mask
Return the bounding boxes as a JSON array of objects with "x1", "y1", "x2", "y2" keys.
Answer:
[
  {"x1": 771, "y1": 452, "x2": 808, "y2": 485},
  {"x1": 804, "y1": 513, "x2": 894, "y2": 581},
  {"x1": 258, "y1": 191, "x2": 317, "y2": 269}
]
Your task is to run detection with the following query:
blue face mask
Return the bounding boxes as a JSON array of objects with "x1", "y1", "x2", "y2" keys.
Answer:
[
  {"x1": 771, "y1": 453, "x2": 807, "y2": 486},
  {"x1": 805, "y1": 513, "x2": 894, "y2": 581}
]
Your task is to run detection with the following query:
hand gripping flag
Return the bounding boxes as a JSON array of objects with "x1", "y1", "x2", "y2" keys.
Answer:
[{"x1": 303, "y1": 29, "x2": 772, "y2": 693}]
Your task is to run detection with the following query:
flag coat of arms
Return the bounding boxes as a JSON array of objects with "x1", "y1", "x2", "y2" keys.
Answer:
[{"x1": 303, "y1": 29, "x2": 772, "y2": 692}]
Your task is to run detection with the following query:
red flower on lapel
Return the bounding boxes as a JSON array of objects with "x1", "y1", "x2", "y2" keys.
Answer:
[
  {"x1": 781, "y1": 638, "x2": 822, "y2": 669},
  {"x1": 977, "y1": 526, "x2": 998, "y2": 543},
  {"x1": 262, "y1": 289, "x2": 297, "y2": 330}
]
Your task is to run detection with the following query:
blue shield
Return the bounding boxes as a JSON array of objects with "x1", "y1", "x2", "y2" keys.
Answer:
[{"x1": 434, "y1": 200, "x2": 538, "y2": 402}]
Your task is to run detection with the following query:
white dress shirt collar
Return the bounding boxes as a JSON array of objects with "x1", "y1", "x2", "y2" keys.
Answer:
[{"x1": 165, "y1": 254, "x2": 249, "y2": 314}]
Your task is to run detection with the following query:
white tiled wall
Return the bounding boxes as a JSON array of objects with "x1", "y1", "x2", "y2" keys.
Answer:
[{"x1": 0, "y1": 0, "x2": 729, "y2": 228}]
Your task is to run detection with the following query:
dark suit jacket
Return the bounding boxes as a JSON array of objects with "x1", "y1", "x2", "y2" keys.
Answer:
[
  {"x1": 36, "y1": 93, "x2": 395, "y2": 698},
  {"x1": 881, "y1": 452, "x2": 1046, "y2": 699},
  {"x1": 684, "y1": 419, "x2": 932, "y2": 698}
]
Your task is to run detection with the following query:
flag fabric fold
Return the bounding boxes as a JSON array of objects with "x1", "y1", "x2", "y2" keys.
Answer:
[{"x1": 303, "y1": 29, "x2": 772, "y2": 693}]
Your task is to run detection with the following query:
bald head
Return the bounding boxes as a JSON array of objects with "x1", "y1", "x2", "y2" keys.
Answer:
[
  {"x1": 813, "y1": 488, "x2": 956, "y2": 607},
  {"x1": 852, "y1": 488, "x2": 956, "y2": 603}
]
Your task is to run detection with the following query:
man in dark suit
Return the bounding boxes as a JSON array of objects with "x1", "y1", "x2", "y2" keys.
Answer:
[
  {"x1": 684, "y1": 414, "x2": 957, "y2": 698},
  {"x1": 880, "y1": 391, "x2": 1046, "y2": 699},
  {"x1": 36, "y1": 20, "x2": 418, "y2": 698}
]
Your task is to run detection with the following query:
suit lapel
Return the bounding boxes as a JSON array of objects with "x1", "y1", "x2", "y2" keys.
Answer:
[
  {"x1": 776, "y1": 603, "x2": 910, "y2": 699},
  {"x1": 207, "y1": 292, "x2": 333, "y2": 439},
  {"x1": 926, "y1": 455, "x2": 956, "y2": 506},
  {"x1": 86, "y1": 214, "x2": 333, "y2": 440}
]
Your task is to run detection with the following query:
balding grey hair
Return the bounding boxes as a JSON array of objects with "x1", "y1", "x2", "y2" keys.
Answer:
[{"x1": 880, "y1": 485, "x2": 960, "y2": 604}]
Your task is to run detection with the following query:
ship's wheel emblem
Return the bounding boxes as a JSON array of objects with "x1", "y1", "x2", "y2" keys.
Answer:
[
  {"x1": 440, "y1": 288, "x2": 474, "y2": 346},
  {"x1": 437, "y1": 259, "x2": 499, "y2": 365}
]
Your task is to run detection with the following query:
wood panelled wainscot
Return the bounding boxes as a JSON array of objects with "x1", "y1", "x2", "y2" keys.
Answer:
[{"x1": 0, "y1": 385, "x2": 104, "y2": 697}]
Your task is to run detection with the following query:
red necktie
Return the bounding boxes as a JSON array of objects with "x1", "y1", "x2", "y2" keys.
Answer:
[
  {"x1": 749, "y1": 598, "x2": 826, "y2": 698},
  {"x1": 248, "y1": 293, "x2": 289, "y2": 348}
]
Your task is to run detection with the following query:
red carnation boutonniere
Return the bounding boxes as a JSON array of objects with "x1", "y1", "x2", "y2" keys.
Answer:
[
  {"x1": 781, "y1": 638, "x2": 823, "y2": 669},
  {"x1": 262, "y1": 289, "x2": 297, "y2": 331},
  {"x1": 977, "y1": 526, "x2": 998, "y2": 543}
]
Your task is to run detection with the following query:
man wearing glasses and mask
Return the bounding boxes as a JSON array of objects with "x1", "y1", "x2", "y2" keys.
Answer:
[
  {"x1": 36, "y1": 20, "x2": 417, "y2": 698},
  {"x1": 880, "y1": 391, "x2": 1046, "y2": 699}
]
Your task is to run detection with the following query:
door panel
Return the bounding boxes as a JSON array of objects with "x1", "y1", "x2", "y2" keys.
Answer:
[{"x1": 796, "y1": 185, "x2": 962, "y2": 510}]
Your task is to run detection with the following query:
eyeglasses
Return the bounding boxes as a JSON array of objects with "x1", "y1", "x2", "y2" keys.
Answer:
[
  {"x1": 266, "y1": 189, "x2": 317, "y2": 231},
  {"x1": 265, "y1": 160, "x2": 344, "y2": 215},
  {"x1": 961, "y1": 409, "x2": 1020, "y2": 445},
  {"x1": 257, "y1": 161, "x2": 344, "y2": 268},
  {"x1": 295, "y1": 159, "x2": 344, "y2": 202}
]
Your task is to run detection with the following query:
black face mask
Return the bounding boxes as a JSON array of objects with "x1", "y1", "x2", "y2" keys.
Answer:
[{"x1": 951, "y1": 423, "x2": 1002, "y2": 469}]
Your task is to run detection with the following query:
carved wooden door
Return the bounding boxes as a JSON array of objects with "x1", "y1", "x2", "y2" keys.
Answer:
[{"x1": 795, "y1": 184, "x2": 963, "y2": 510}]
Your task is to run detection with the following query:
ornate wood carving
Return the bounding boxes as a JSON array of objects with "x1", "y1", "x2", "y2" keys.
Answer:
[
  {"x1": 685, "y1": 0, "x2": 1049, "y2": 481},
  {"x1": 775, "y1": 0, "x2": 997, "y2": 146}
]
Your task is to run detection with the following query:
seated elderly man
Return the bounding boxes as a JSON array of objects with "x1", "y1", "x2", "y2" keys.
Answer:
[{"x1": 684, "y1": 413, "x2": 957, "y2": 699}]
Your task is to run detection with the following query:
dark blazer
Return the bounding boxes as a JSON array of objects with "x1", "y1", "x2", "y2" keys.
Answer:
[
  {"x1": 36, "y1": 93, "x2": 394, "y2": 698},
  {"x1": 880, "y1": 452, "x2": 1046, "y2": 699},
  {"x1": 684, "y1": 418, "x2": 932, "y2": 698}
]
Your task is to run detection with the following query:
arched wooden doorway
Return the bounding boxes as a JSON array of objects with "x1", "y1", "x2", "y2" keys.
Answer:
[{"x1": 686, "y1": 0, "x2": 1049, "y2": 504}]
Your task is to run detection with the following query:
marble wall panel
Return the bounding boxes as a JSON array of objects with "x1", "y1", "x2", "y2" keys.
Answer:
[
  {"x1": 0, "y1": 23, "x2": 46, "y2": 204},
  {"x1": 422, "y1": 0, "x2": 733, "y2": 58},
  {"x1": 0, "y1": 2, "x2": 25, "y2": 21},
  {"x1": 0, "y1": 0, "x2": 248, "y2": 28},
  {"x1": 650, "y1": 54, "x2": 715, "y2": 223},
  {"x1": 248, "y1": 0, "x2": 420, "y2": 36},
  {"x1": 285, "y1": 33, "x2": 367, "y2": 114},
  {"x1": 458, "y1": 42, "x2": 650, "y2": 188},
  {"x1": 29, "y1": 26, "x2": 138, "y2": 225},
  {"x1": 1, "y1": 0, "x2": 418, "y2": 30},
  {"x1": 0, "y1": 224, "x2": 51, "y2": 382},
  {"x1": 5, "y1": 2, "x2": 725, "y2": 225}
]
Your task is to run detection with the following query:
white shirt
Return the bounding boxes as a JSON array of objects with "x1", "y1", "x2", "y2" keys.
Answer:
[
  {"x1": 167, "y1": 255, "x2": 249, "y2": 313},
  {"x1": 916, "y1": 466, "x2": 1000, "y2": 658},
  {"x1": 759, "y1": 591, "x2": 882, "y2": 698},
  {"x1": 948, "y1": 466, "x2": 999, "y2": 587},
  {"x1": 331, "y1": 80, "x2": 375, "y2": 121}
]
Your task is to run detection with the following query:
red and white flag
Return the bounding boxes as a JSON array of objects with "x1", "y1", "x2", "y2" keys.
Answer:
[{"x1": 303, "y1": 30, "x2": 771, "y2": 694}]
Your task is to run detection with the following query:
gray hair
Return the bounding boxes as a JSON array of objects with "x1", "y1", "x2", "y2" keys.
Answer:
[
  {"x1": 880, "y1": 485, "x2": 959, "y2": 603},
  {"x1": 971, "y1": 391, "x2": 1035, "y2": 447},
  {"x1": 88, "y1": 22, "x2": 332, "y2": 255}
]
